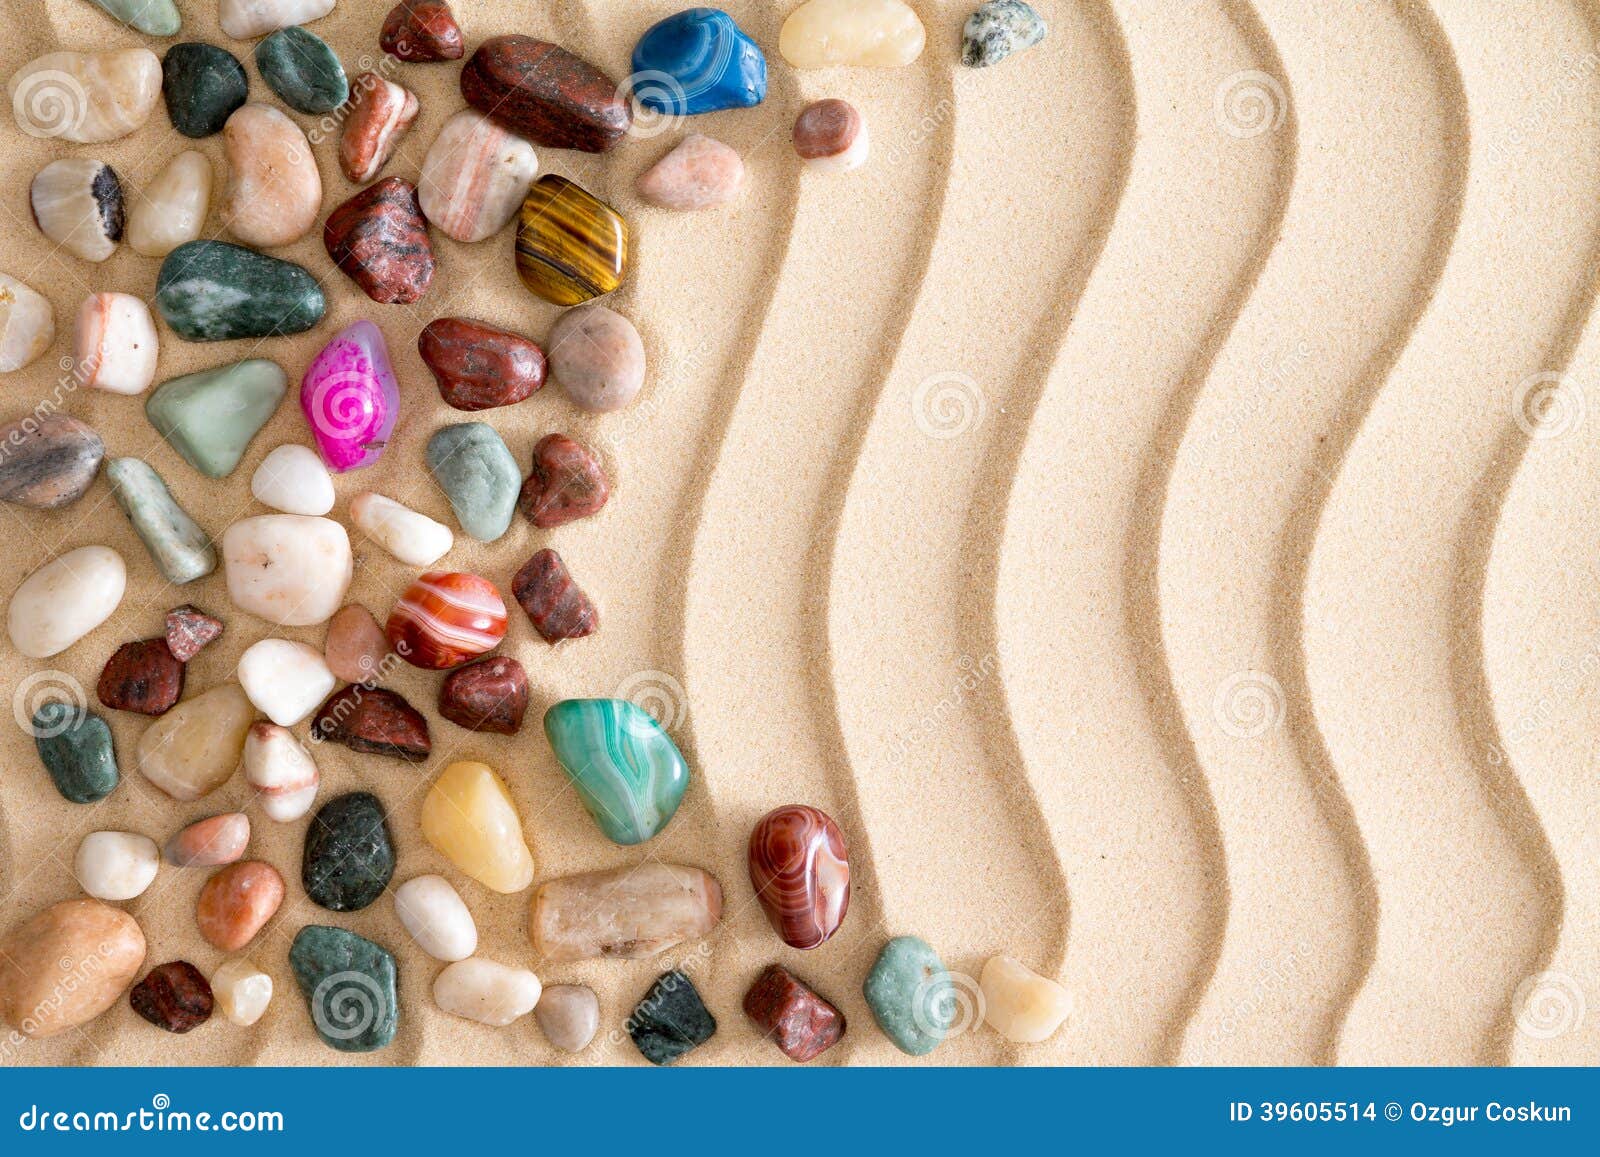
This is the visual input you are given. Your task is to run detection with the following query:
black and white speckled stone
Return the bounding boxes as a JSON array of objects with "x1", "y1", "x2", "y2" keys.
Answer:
[{"x1": 961, "y1": 1, "x2": 1047, "y2": 68}]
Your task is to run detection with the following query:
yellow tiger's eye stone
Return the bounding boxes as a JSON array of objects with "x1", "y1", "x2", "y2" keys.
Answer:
[
  {"x1": 514, "y1": 175, "x2": 627, "y2": 306},
  {"x1": 420, "y1": 761, "x2": 536, "y2": 894}
]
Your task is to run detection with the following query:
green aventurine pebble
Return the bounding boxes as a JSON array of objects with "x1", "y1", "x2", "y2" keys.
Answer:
[
  {"x1": 425, "y1": 423, "x2": 521, "y2": 542},
  {"x1": 289, "y1": 926, "x2": 399, "y2": 1053},
  {"x1": 156, "y1": 241, "x2": 326, "y2": 342},
  {"x1": 85, "y1": 0, "x2": 180, "y2": 36},
  {"x1": 542, "y1": 699, "x2": 689, "y2": 845},
  {"x1": 256, "y1": 27, "x2": 349, "y2": 115},
  {"x1": 105, "y1": 458, "x2": 217, "y2": 584},
  {"x1": 863, "y1": 935, "x2": 956, "y2": 1056},
  {"x1": 34, "y1": 703, "x2": 119, "y2": 804},
  {"x1": 145, "y1": 360, "x2": 287, "y2": 479}
]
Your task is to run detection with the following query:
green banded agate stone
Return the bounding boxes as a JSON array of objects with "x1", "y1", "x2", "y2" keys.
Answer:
[{"x1": 543, "y1": 699, "x2": 688, "y2": 845}]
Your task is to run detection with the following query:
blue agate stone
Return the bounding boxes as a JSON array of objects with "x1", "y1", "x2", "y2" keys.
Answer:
[{"x1": 630, "y1": 8, "x2": 767, "y2": 116}]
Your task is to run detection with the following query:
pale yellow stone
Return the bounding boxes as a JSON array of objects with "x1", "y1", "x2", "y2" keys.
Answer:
[
  {"x1": 779, "y1": 0, "x2": 926, "y2": 69},
  {"x1": 128, "y1": 151, "x2": 212, "y2": 258},
  {"x1": 979, "y1": 955, "x2": 1072, "y2": 1043},
  {"x1": 211, "y1": 958, "x2": 272, "y2": 1027},
  {"x1": 8, "y1": 49, "x2": 161, "y2": 143},
  {"x1": 420, "y1": 761, "x2": 535, "y2": 894},
  {"x1": 136, "y1": 684, "x2": 255, "y2": 801},
  {"x1": 432, "y1": 958, "x2": 540, "y2": 1027},
  {"x1": 222, "y1": 104, "x2": 321, "y2": 249},
  {"x1": 0, "y1": 273, "x2": 54, "y2": 372}
]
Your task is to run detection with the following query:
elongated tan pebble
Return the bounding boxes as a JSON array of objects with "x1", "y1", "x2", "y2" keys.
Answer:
[
  {"x1": 7, "y1": 545, "x2": 125, "y2": 658},
  {"x1": 433, "y1": 958, "x2": 540, "y2": 1026},
  {"x1": 128, "y1": 151, "x2": 212, "y2": 258},
  {"x1": 8, "y1": 49, "x2": 161, "y2": 143},
  {"x1": 222, "y1": 104, "x2": 321, "y2": 248}
]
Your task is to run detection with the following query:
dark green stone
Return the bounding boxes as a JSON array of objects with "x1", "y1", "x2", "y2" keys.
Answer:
[
  {"x1": 33, "y1": 703, "x2": 119, "y2": 804},
  {"x1": 156, "y1": 241, "x2": 325, "y2": 342},
  {"x1": 256, "y1": 27, "x2": 349, "y2": 115},
  {"x1": 162, "y1": 43, "x2": 248, "y2": 138},
  {"x1": 302, "y1": 792, "x2": 395, "y2": 912},
  {"x1": 628, "y1": 970, "x2": 716, "y2": 1065},
  {"x1": 290, "y1": 925, "x2": 399, "y2": 1053}
]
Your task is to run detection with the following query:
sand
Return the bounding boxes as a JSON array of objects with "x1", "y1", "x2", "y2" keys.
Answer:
[{"x1": 0, "y1": 0, "x2": 1590, "y2": 1067}]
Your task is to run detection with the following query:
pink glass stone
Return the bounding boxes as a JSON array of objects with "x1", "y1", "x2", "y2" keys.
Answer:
[{"x1": 300, "y1": 321, "x2": 401, "y2": 472}]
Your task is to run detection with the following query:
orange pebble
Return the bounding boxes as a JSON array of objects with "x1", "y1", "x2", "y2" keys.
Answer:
[{"x1": 196, "y1": 860, "x2": 284, "y2": 951}]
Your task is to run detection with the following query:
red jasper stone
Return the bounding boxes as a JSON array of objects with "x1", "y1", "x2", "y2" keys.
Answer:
[
  {"x1": 460, "y1": 36, "x2": 631, "y2": 153},
  {"x1": 747, "y1": 804, "x2": 850, "y2": 950},
  {"x1": 512, "y1": 549, "x2": 598, "y2": 643},
  {"x1": 418, "y1": 317, "x2": 546, "y2": 411},
  {"x1": 164, "y1": 604, "x2": 223, "y2": 662},
  {"x1": 438, "y1": 655, "x2": 529, "y2": 734},
  {"x1": 519, "y1": 433, "x2": 610, "y2": 528},
  {"x1": 387, "y1": 571, "x2": 508, "y2": 671},
  {"x1": 97, "y1": 638, "x2": 185, "y2": 716},
  {"x1": 130, "y1": 961, "x2": 213, "y2": 1033},
  {"x1": 311, "y1": 686, "x2": 431, "y2": 762},
  {"x1": 380, "y1": 0, "x2": 464, "y2": 62},
  {"x1": 323, "y1": 177, "x2": 435, "y2": 305},
  {"x1": 743, "y1": 964, "x2": 845, "y2": 1063}
]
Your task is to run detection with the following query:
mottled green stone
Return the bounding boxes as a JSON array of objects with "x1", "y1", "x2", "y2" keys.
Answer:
[
  {"x1": 863, "y1": 935, "x2": 955, "y2": 1056},
  {"x1": 289, "y1": 925, "x2": 399, "y2": 1053},
  {"x1": 162, "y1": 43, "x2": 248, "y2": 139},
  {"x1": 256, "y1": 27, "x2": 349, "y2": 115},
  {"x1": 629, "y1": 970, "x2": 716, "y2": 1065},
  {"x1": 33, "y1": 703, "x2": 119, "y2": 804},
  {"x1": 302, "y1": 792, "x2": 395, "y2": 912},
  {"x1": 105, "y1": 458, "x2": 216, "y2": 584},
  {"x1": 145, "y1": 359, "x2": 287, "y2": 479},
  {"x1": 156, "y1": 241, "x2": 326, "y2": 342},
  {"x1": 85, "y1": 0, "x2": 179, "y2": 37},
  {"x1": 425, "y1": 423, "x2": 521, "y2": 542},
  {"x1": 542, "y1": 699, "x2": 688, "y2": 845}
]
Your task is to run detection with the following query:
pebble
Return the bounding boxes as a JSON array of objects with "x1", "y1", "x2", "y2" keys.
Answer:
[
  {"x1": 535, "y1": 984, "x2": 598, "y2": 1052},
  {"x1": 0, "y1": 900, "x2": 144, "y2": 1039},
  {"x1": 130, "y1": 961, "x2": 212, "y2": 1033},
  {"x1": 96, "y1": 637, "x2": 185, "y2": 716},
  {"x1": 257, "y1": 26, "x2": 347, "y2": 114},
  {"x1": 243, "y1": 722, "x2": 320, "y2": 821},
  {"x1": 74, "y1": 831, "x2": 160, "y2": 901},
  {"x1": 516, "y1": 176, "x2": 628, "y2": 306},
  {"x1": 380, "y1": 0, "x2": 463, "y2": 61},
  {"x1": 420, "y1": 760, "x2": 535, "y2": 893},
  {"x1": 636, "y1": 134, "x2": 744, "y2": 210},
  {"x1": 460, "y1": 36, "x2": 630, "y2": 152},
  {"x1": 303, "y1": 792, "x2": 395, "y2": 912},
  {"x1": 75, "y1": 292, "x2": 156, "y2": 396},
  {"x1": 426, "y1": 423, "x2": 521, "y2": 542},
  {"x1": 30, "y1": 158, "x2": 123, "y2": 262},
  {"x1": 631, "y1": 9, "x2": 766, "y2": 115},
  {"x1": 107, "y1": 458, "x2": 217, "y2": 585},
  {"x1": 629, "y1": 970, "x2": 716, "y2": 1065},
  {"x1": 350, "y1": 495, "x2": 450, "y2": 570},
  {"x1": 211, "y1": 958, "x2": 272, "y2": 1026},
  {"x1": 251, "y1": 444, "x2": 335, "y2": 516},
  {"x1": 220, "y1": 0, "x2": 335, "y2": 39},
  {"x1": 513, "y1": 549, "x2": 599, "y2": 643},
  {"x1": 434, "y1": 959, "x2": 540, "y2": 1027},
  {"x1": 780, "y1": 0, "x2": 927, "y2": 68},
  {"x1": 547, "y1": 304, "x2": 645, "y2": 412},
  {"x1": 863, "y1": 935, "x2": 954, "y2": 1056},
  {"x1": 289, "y1": 925, "x2": 398, "y2": 1053},
  {"x1": 520, "y1": 433, "x2": 610, "y2": 528},
  {"x1": 417, "y1": 110, "x2": 538, "y2": 243},
  {"x1": 393, "y1": 874, "x2": 476, "y2": 961},
  {"x1": 530, "y1": 863, "x2": 722, "y2": 962},
  {"x1": 324, "y1": 177, "x2": 435, "y2": 304},
  {"x1": 162, "y1": 42, "x2": 247, "y2": 138},
  {"x1": 165, "y1": 813, "x2": 250, "y2": 868},
  {"x1": 0, "y1": 414, "x2": 101, "y2": 509},
  {"x1": 128, "y1": 150, "x2": 212, "y2": 258},
  {"x1": 300, "y1": 321, "x2": 400, "y2": 472},
  {"x1": 223, "y1": 104, "x2": 321, "y2": 248},
  {"x1": 0, "y1": 273, "x2": 56, "y2": 371},
  {"x1": 196, "y1": 860, "x2": 284, "y2": 951},
  {"x1": 744, "y1": 963, "x2": 845, "y2": 1063},
  {"x1": 146, "y1": 358, "x2": 287, "y2": 479},
  {"x1": 9, "y1": 48, "x2": 161, "y2": 142},
  {"x1": 8, "y1": 546, "x2": 125, "y2": 659},
  {"x1": 419, "y1": 317, "x2": 546, "y2": 411},
  {"x1": 156, "y1": 241, "x2": 326, "y2": 341},
  {"x1": 87, "y1": 0, "x2": 181, "y2": 37},
  {"x1": 980, "y1": 955, "x2": 1072, "y2": 1043},
  {"x1": 438, "y1": 655, "x2": 528, "y2": 735},
  {"x1": 340, "y1": 72, "x2": 419, "y2": 184},
  {"x1": 544, "y1": 698, "x2": 686, "y2": 844},
  {"x1": 238, "y1": 638, "x2": 337, "y2": 726},
  {"x1": 311, "y1": 685, "x2": 431, "y2": 762},
  {"x1": 222, "y1": 514, "x2": 353, "y2": 627},
  {"x1": 387, "y1": 571, "x2": 507, "y2": 670},
  {"x1": 962, "y1": 1, "x2": 1047, "y2": 68},
  {"x1": 136, "y1": 683, "x2": 254, "y2": 801},
  {"x1": 793, "y1": 99, "x2": 869, "y2": 172},
  {"x1": 34, "y1": 704, "x2": 119, "y2": 804},
  {"x1": 748, "y1": 804, "x2": 850, "y2": 949},
  {"x1": 324, "y1": 604, "x2": 393, "y2": 682},
  {"x1": 165, "y1": 604, "x2": 223, "y2": 662}
]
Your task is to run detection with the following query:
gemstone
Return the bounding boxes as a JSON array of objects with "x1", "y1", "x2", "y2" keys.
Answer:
[
  {"x1": 744, "y1": 963, "x2": 845, "y2": 1062},
  {"x1": 324, "y1": 604, "x2": 393, "y2": 683},
  {"x1": 256, "y1": 26, "x2": 347, "y2": 115},
  {"x1": 460, "y1": 36, "x2": 630, "y2": 152},
  {"x1": 793, "y1": 99, "x2": 868, "y2": 172},
  {"x1": 222, "y1": 514, "x2": 353, "y2": 626},
  {"x1": 106, "y1": 458, "x2": 217, "y2": 585},
  {"x1": 34, "y1": 704, "x2": 119, "y2": 804},
  {"x1": 419, "y1": 317, "x2": 546, "y2": 411},
  {"x1": 420, "y1": 761, "x2": 535, "y2": 893},
  {"x1": 86, "y1": 0, "x2": 180, "y2": 37},
  {"x1": 300, "y1": 321, "x2": 400, "y2": 472},
  {"x1": 547, "y1": 305, "x2": 645, "y2": 412},
  {"x1": 303, "y1": 791, "x2": 395, "y2": 912},
  {"x1": 136, "y1": 684, "x2": 253, "y2": 801},
  {"x1": 211, "y1": 958, "x2": 272, "y2": 1026},
  {"x1": 438, "y1": 655, "x2": 528, "y2": 735},
  {"x1": 74, "y1": 831, "x2": 160, "y2": 901},
  {"x1": 97, "y1": 637, "x2": 185, "y2": 716},
  {"x1": 417, "y1": 111, "x2": 538, "y2": 243},
  {"x1": 8, "y1": 546, "x2": 125, "y2": 659},
  {"x1": 529, "y1": 863, "x2": 722, "y2": 962},
  {"x1": 636, "y1": 133, "x2": 744, "y2": 210},
  {"x1": 156, "y1": 241, "x2": 325, "y2": 341},
  {"x1": 780, "y1": 0, "x2": 927, "y2": 68},
  {"x1": 131, "y1": 962, "x2": 213, "y2": 1033},
  {"x1": 0, "y1": 413, "x2": 101, "y2": 509},
  {"x1": 238, "y1": 638, "x2": 337, "y2": 726},
  {"x1": 630, "y1": 9, "x2": 767, "y2": 115},
  {"x1": 30, "y1": 158, "x2": 123, "y2": 262},
  {"x1": 980, "y1": 955, "x2": 1072, "y2": 1042},
  {"x1": 196, "y1": 860, "x2": 285, "y2": 951},
  {"x1": 339, "y1": 72, "x2": 419, "y2": 183},
  {"x1": 380, "y1": 0, "x2": 463, "y2": 61},
  {"x1": 387, "y1": 571, "x2": 507, "y2": 670},
  {"x1": 962, "y1": 1, "x2": 1047, "y2": 68},
  {"x1": 165, "y1": 813, "x2": 250, "y2": 868},
  {"x1": 393, "y1": 874, "x2": 476, "y2": 962},
  {"x1": 251, "y1": 444, "x2": 335, "y2": 516},
  {"x1": 222, "y1": 104, "x2": 321, "y2": 248},
  {"x1": 289, "y1": 925, "x2": 398, "y2": 1053},
  {"x1": 629, "y1": 970, "x2": 716, "y2": 1065},
  {"x1": 127, "y1": 150, "x2": 212, "y2": 257},
  {"x1": 542, "y1": 699, "x2": 687, "y2": 845},
  {"x1": 515, "y1": 176, "x2": 627, "y2": 306},
  {"x1": 243, "y1": 722, "x2": 320, "y2": 822},
  {"x1": 519, "y1": 433, "x2": 610, "y2": 527},
  {"x1": 162, "y1": 43, "x2": 247, "y2": 138},
  {"x1": 324, "y1": 177, "x2": 435, "y2": 305},
  {"x1": 8, "y1": 49, "x2": 160, "y2": 142},
  {"x1": 350, "y1": 492, "x2": 452, "y2": 566},
  {"x1": 536, "y1": 984, "x2": 598, "y2": 1052},
  {"x1": 748, "y1": 804, "x2": 850, "y2": 949},
  {"x1": 220, "y1": 0, "x2": 334, "y2": 39},
  {"x1": 433, "y1": 959, "x2": 540, "y2": 1027},
  {"x1": 0, "y1": 900, "x2": 144, "y2": 1039},
  {"x1": 426, "y1": 423, "x2": 520, "y2": 542},
  {"x1": 0, "y1": 273, "x2": 55, "y2": 372},
  {"x1": 863, "y1": 935, "x2": 954, "y2": 1056},
  {"x1": 74, "y1": 292, "x2": 157, "y2": 396},
  {"x1": 311, "y1": 685, "x2": 430, "y2": 762},
  {"x1": 147, "y1": 360, "x2": 285, "y2": 480},
  {"x1": 513, "y1": 549, "x2": 599, "y2": 643},
  {"x1": 165, "y1": 604, "x2": 223, "y2": 662}
]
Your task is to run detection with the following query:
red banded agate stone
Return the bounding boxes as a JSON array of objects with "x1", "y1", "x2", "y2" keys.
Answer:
[
  {"x1": 386, "y1": 571, "x2": 507, "y2": 670},
  {"x1": 747, "y1": 804, "x2": 850, "y2": 950}
]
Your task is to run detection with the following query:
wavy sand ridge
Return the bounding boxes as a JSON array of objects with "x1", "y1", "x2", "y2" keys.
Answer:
[{"x1": 1304, "y1": 0, "x2": 1600, "y2": 1064}]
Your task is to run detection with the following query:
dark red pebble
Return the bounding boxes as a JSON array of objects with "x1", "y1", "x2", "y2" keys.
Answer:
[
  {"x1": 164, "y1": 604, "x2": 223, "y2": 662},
  {"x1": 459, "y1": 36, "x2": 631, "y2": 153},
  {"x1": 379, "y1": 0, "x2": 464, "y2": 62},
  {"x1": 97, "y1": 638, "x2": 185, "y2": 716},
  {"x1": 130, "y1": 961, "x2": 214, "y2": 1033},
  {"x1": 519, "y1": 433, "x2": 610, "y2": 528},
  {"x1": 438, "y1": 655, "x2": 530, "y2": 735},
  {"x1": 418, "y1": 317, "x2": 546, "y2": 411},
  {"x1": 311, "y1": 685, "x2": 431, "y2": 762},
  {"x1": 323, "y1": 177, "x2": 435, "y2": 305},
  {"x1": 743, "y1": 964, "x2": 844, "y2": 1063},
  {"x1": 512, "y1": 549, "x2": 598, "y2": 643}
]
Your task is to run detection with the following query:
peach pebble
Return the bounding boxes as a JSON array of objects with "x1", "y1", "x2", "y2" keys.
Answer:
[{"x1": 196, "y1": 860, "x2": 284, "y2": 951}]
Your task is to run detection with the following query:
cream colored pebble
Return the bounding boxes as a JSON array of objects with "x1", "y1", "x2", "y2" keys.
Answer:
[
  {"x1": 128, "y1": 151, "x2": 212, "y2": 258},
  {"x1": 433, "y1": 958, "x2": 541, "y2": 1027},
  {"x1": 211, "y1": 958, "x2": 273, "y2": 1026},
  {"x1": 979, "y1": 955, "x2": 1073, "y2": 1043},
  {"x1": 75, "y1": 292, "x2": 158, "y2": 396},
  {"x1": 73, "y1": 831, "x2": 159, "y2": 901}
]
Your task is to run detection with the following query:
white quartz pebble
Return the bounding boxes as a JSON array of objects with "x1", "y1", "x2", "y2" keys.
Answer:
[
  {"x1": 223, "y1": 515, "x2": 352, "y2": 627},
  {"x1": 211, "y1": 958, "x2": 273, "y2": 1026},
  {"x1": 8, "y1": 545, "x2": 125, "y2": 658},
  {"x1": 243, "y1": 722, "x2": 320, "y2": 822},
  {"x1": 128, "y1": 150, "x2": 212, "y2": 258},
  {"x1": 350, "y1": 492, "x2": 453, "y2": 567},
  {"x1": 979, "y1": 955, "x2": 1073, "y2": 1044},
  {"x1": 220, "y1": 0, "x2": 336, "y2": 40},
  {"x1": 73, "y1": 831, "x2": 159, "y2": 901},
  {"x1": 393, "y1": 875, "x2": 478, "y2": 962},
  {"x1": 433, "y1": 958, "x2": 540, "y2": 1027},
  {"x1": 237, "y1": 638, "x2": 336, "y2": 726},
  {"x1": 8, "y1": 49, "x2": 161, "y2": 143},
  {"x1": 75, "y1": 293, "x2": 158, "y2": 396},
  {"x1": 251, "y1": 445, "x2": 335, "y2": 515},
  {"x1": 0, "y1": 272, "x2": 55, "y2": 372}
]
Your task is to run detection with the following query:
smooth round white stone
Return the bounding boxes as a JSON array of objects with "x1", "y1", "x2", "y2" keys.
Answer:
[
  {"x1": 350, "y1": 492, "x2": 453, "y2": 567},
  {"x1": 75, "y1": 292, "x2": 158, "y2": 396},
  {"x1": 222, "y1": 515, "x2": 352, "y2": 627},
  {"x1": 8, "y1": 545, "x2": 126, "y2": 658},
  {"x1": 433, "y1": 958, "x2": 540, "y2": 1027},
  {"x1": 393, "y1": 874, "x2": 478, "y2": 962},
  {"x1": 243, "y1": 721, "x2": 320, "y2": 822},
  {"x1": 979, "y1": 955, "x2": 1073, "y2": 1043},
  {"x1": 211, "y1": 958, "x2": 273, "y2": 1026},
  {"x1": 251, "y1": 444, "x2": 335, "y2": 515},
  {"x1": 73, "y1": 831, "x2": 159, "y2": 901},
  {"x1": 237, "y1": 638, "x2": 336, "y2": 726}
]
